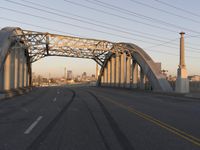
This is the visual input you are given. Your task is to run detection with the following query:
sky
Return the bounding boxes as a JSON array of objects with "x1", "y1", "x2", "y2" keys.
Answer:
[{"x1": 0, "y1": 0, "x2": 200, "y2": 77}]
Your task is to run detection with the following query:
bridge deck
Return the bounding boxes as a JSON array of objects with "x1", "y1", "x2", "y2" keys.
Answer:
[{"x1": 0, "y1": 87, "x2": 199, "y2": 150}]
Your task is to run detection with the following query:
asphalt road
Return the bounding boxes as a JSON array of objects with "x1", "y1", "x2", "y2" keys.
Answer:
[{"x1": 0, "y1": 86, "x2": 200, "y2": 150}]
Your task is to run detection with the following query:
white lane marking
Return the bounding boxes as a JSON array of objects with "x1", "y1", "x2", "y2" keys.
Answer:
[
  {"x1": 57, "y1": 90, "x2": 60, "y2": 94},
  {"x1": 24, "y1": 116, "x2": 43, "y2": 134},
  {"x1": 53, "y1": 97, "x2": 57, "y2": 102}
]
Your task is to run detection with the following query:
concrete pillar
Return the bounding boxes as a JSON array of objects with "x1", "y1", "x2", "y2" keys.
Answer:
[
  {"x1": 24, "y1": 57, "x2": 27, "y2": 87},
  {"x1": 10, "y1": 50, "x2": 15, "y2": 89},
  {"x1": 115, "y1": 54, "x2": 120, "y2": 87},
  {"x1": 96, "y1": 63, "x2": 98, "y2": 80},
  {"x1": 101, "y1": 76, "x2": 104, "y2": 85},
  {"x1": 140, "y1": 68, "x2": 145, "y2": 90},
  {"x1": 28, "y1": 63, "x2": 32, "y2": 87},
  {"x1": 19, "y1": 50, "x2": 24, "y2": 88},
  {"x1": 4, "y1": 53, "x2": 11, "y2": 90},
  {"x1": 104, "y1": 67, "x2": 108, "y2": 86},
  {"x1": 26, "y1": 63, "x2": 29, "y2": 87},
  {"x1": 175, "y1": 32, "x2": 189, "y2": 93},
  {"x1": 14, "y1": 49, "x2": 19, "y2": 89},
  {"x1": 126, "y1": 55, "x2": 131, "y2": 88},
  {"x1": 107, "y1": 60, "x2": 111, "y2": 85},
  {"x1": 132, "y1": 61, "x2": 138, "y2": 88},
  {"x1": 120, "y1": 53, "x2": 126, "y2": 87},
  {"x1": 0, "y1": 68, "x2": 3, "y2": 90},
  {"x1": 111, "y1": 56, "x2": 115, "y2": 86},
  {"x1": 22, "y1": 53, "x2": 25, "y2": 88}
]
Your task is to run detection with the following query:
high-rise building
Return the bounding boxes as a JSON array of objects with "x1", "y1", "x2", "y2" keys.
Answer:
[
  {"x1": 64, "y1": 67, "x2": 66, "y2": 79},
  {"x1": 82, "y1": 72, "x2": 87, "y2": 80},
  {"x1": 67, "y1": 70, "x2": 73, "y2": 80}
]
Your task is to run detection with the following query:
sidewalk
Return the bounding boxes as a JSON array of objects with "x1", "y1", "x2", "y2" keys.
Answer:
[
  {"x1": 0, "y1": 87, "x2": 32, "y2": 100},
  {"x1": 185, "y1": 92, "x2": 200, "y2": 99}
]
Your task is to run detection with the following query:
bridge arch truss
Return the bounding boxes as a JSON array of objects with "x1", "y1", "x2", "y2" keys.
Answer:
[{"x1": 0, "y1": 27, "x2": 172, "y2": 92}]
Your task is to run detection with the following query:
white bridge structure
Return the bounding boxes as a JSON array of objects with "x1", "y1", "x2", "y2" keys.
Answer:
[{"x1": 0, "y1": 27, "x2": 172, "y2": 92}]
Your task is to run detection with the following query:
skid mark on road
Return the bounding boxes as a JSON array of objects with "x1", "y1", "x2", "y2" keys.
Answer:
[
  {"x1": 26, "y1": 89, "x2": 76, "y2": 150},
  {"x1": 88, "y1": 91, "x2": 135, "y2": 150}
]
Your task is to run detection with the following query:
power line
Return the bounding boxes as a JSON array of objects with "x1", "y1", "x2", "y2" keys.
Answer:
[
  {"x1": 154, "y1": 0, "x2": 200, "y2": 18},
  {"x1": 21, "y1": 0, "x2": 172, "y2": 41},
  {"x1": 144, "y1": 49, "x2": 200, "y2": 59},
  {"x1": 1, "y1": 16, "x2": 199, "y2": 58},
  {"x1": 5, "y1": 0, "x2": 174, "y2": 44},
  {"x1": 0, "y1": 17, "x2": 78, "y2": 36},
  {"x1": 2, "y1": 1, "x2": 200, "y2": 56},
  {"x1": 7, "y1": 0, "x2": 200, "y2": 52},
  {"x1": 0, "y1": 6, "x2": 168, "y2": 45},
  {"x1": 129, "y1": 0, "x2": 200, "y2": 24},
  {"x1": 64, "y1": 0, "x2": 199, "y2": 50},
  {"x1": 84, "y1": 0, "x2": 200, "y2": 34},
  {"x1": 63, "y1": 0, "x2": 177, "y2": 33}
]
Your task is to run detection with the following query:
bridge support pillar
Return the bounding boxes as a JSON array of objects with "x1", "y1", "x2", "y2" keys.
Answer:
[
  {"x1": 10, "y1": 50, "x2": 15, "y2": 89},
  {"x1": 19, "y1": 50, "x2": 24, "y2": 88},
  {"x1": 26, "y1": 62, "x2": 29, "y2": 87},
  {"x1": 24, "y1": 57, "x2": 27, "y2": 87},
  {"x1": 14, "y1": 49, "x2": 19, "y2": 89},
  {"x1": 132, "y1": 61, "x2": 138, "y2": 88},
  {"x1": 120, "y1": 53, "x2": 125, "y2": 87},
  {"x1": 4, "y1": 52, "x2": 11, "y2": 90},
  {"x1": 126, "y1": 55, "x2": 131, "y2": 88},
  {"x1": 101, "y1": 76, "x2": 104, "y2": 86},
  {"x1": 96, "y1": 63, "x2": 99, "y2": 80},
  {"x1": 140, "y1": 68, "x2": 145, "y2": 90},
  {"x1": 111, "y1": 56, "x2": 115, "y2": 86},
  {"x1": 115, "y1": 54, "x2": 120, "y2": 87},
  {"x1": 104, "y1": 67, "x2": 108, "y2": 86},
  {"x1": 107, "y1": 60, "x2": 111, "y2": 86},
  {"x1": 0, "y1": 67, "x2": 3, "y2": 90}
]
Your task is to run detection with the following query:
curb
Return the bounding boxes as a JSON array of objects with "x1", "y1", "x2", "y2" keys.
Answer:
[{"x1": 0, "y1": 87, "x2": 33, "y2": 100}]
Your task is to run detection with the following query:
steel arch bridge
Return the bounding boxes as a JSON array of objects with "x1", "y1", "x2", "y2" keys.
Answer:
[{"x1": 0, "y1": 27, "x2": 172, "y2": 92}]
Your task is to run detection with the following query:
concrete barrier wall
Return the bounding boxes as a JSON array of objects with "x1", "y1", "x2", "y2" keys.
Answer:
[{"x1": 169, "y1": 81, "x2": 200, "y2": 92}]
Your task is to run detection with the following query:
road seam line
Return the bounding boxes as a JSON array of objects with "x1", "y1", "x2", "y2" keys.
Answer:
[{"x1": 24, "y1": 116, "x2": 43, "y2": 134}]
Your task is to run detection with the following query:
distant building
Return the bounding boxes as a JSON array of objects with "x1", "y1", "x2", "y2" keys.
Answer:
[
  {"x1": 189, "y1": 75, "x2": 200, "y2": 81},
  {"x1": 91, "y1": 74, "x2": 96, "y2": 80},
  {"x1": 167, "y1": 75, "x2": 176, "y2": 81},
  {"x1": 67, "y1": 70, "x2": 73, "y2": 80},
  {"x1": 82, "y1": 72, "x2": 87, "y2": 80}
]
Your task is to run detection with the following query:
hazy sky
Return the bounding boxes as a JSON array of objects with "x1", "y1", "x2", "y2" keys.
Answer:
[{"x1": 0, "y1": 0, "x2": 200, "y2": 77}]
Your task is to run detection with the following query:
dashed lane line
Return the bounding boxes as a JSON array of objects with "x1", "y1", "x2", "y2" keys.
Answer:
[{"x1": 24, "y1": 116, "x2": 43, "y2": 134}]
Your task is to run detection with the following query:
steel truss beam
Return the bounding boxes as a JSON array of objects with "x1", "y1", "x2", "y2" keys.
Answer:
[{"x1": 12, "y1": 30, "x2": 115, "y2": 66}]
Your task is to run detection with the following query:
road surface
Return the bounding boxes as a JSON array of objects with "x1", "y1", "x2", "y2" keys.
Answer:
[{"x1": 0, "y1": 86, "x2": 200, "y2": 150}]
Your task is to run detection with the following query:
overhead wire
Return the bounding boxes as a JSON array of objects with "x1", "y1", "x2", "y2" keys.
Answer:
[
  {"x1": 62, "y1": 0, "x2": 200, "y2": 51},
  {"x1": 1, "y1": 1, "x2": 200, "y2": 58},
  {"x1": 154, "y1": 0, "x2": 200, "y2": 18},
  {"x1": 5, "y1": 0, "x2": 175, "y2": 44},
  {"x1": 128, "y1": 0, "x2": 200, "y2": 24},
  {"x1": 0, "y1": 16, "x2": 79, "y2": 37},
  {"x1": 7, "y1": 0, "x2": 200, "y2": 52},
  {"x1": 0, "y1": 6, "x2": 168, "y2": 45},
  {"x1": 20, "y1": 0, "x2": 172, "y2": 41},
  {"x1": 63, "y1": 0, "x2": 177, "y2": 33},
  {"x1": 84, "y1": 0, "x2": 200, "y2": 34}
]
